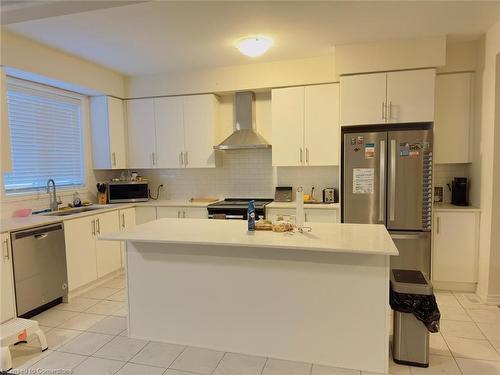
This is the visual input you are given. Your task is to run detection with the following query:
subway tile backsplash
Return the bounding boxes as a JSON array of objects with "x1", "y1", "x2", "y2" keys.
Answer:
[{"x1": 137, "y1": 149, "x2": 339, "y2": 201}]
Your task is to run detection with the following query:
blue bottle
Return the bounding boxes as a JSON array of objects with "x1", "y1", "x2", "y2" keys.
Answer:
[{"x1": 247, "y1": 200, "x2": 255, "y2": 231}]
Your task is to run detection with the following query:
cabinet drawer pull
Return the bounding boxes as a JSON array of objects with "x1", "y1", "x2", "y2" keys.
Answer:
[
  {"x1": 122, "y1": 213, "x2": 125, "y2": 228},
  {"x1": 91, "y1": 219, "x2": 96, "y2": 236}
]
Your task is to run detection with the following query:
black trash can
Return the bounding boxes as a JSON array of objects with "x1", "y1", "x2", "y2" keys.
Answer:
[{"x1": 390, "y1": 269, "x2": 440, "y2": 368}]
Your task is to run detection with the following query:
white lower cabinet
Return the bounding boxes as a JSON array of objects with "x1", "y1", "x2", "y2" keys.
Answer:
[
  {"x1": 266, "y1": 208, "x2": 338, "y2": 223},
  {"x1": 119, "y1": 207, "x2": 136, "y2": 267},
  {"x1": 64, "y1": 211, "x2": 122, "y2": 291},
  {"x1": 135, "y1": 207, "x2": 157, "y2": 224},
  {"x1": 1, "y1": 232, "x2": 16, "y2": 322},
  {"x1": 157, "y1": 207, "x2": 208, "y2": 219},
  {"x1": 95, "y1": 211, "x2": 122, "y2": 279},
  {"x1": 432, "y1": 211, "x2": 480, "y2": 284},
  {"x1": 64, "y1": 215, "x2": 98, "y2": 291}
]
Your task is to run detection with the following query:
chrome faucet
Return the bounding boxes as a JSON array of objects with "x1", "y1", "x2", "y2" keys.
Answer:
[{"x1": 46, "y1": 179, "x2": 61, "y2": 211}]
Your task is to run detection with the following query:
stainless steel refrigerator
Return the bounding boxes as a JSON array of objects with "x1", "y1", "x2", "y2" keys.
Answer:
[{"x1": 342, "y1": 126, "x2": 433, "y2": 277}]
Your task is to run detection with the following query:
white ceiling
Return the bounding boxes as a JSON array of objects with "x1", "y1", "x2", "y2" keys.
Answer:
[{"x1": 4, "y1": 1, "x2": 500, "y2": 76}]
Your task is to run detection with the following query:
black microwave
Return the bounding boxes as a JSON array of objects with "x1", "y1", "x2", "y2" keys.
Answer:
[{"x1": 108, "y1": 181, "x2": 149, "y2": 203}]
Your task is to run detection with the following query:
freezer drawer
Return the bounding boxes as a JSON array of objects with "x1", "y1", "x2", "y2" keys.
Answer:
[
  {"x1": 11, "y1": 223, "x2": 68, "y2": 316},
  {"x1": 390, "y1": 231, "x2": 431, "y2": 278}
]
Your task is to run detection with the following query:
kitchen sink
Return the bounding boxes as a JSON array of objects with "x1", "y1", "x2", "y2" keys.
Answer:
[{"x1": 42, "y1": 206, "x2": 105, "y2": 216}]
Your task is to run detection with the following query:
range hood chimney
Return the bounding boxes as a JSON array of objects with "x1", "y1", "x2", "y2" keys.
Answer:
[{"x1": 213, "y1": 92, "x2": 271, "y2": 150}]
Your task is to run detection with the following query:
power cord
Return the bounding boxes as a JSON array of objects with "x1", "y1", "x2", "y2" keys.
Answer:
[{"x1": 149, "y1": 184, "x2": 164, "y2": 200}]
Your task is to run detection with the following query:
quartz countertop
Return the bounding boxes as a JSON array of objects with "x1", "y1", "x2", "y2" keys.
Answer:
[
  {"x1": 100, "y1": 218, "x2": 398, "y2": 256},
  {"x1": 267, "y1": 201, "x2": 340, "y2": 210},
  {"x1": 0, "y1": 199, "x2": 215, "y2": 233},
  {"x1": 433, "y1": 203, "x2": 481, "y2": 212}
]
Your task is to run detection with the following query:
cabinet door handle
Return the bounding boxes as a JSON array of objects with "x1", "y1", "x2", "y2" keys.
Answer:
[
  {"x1": 183, "y1": 211, "x2": 186, "y2": 218},
  {"x1": 436, "y1": 216, "x2": 440, "y2": 235},
  {"x1": 300, "y1": 148, "x2": 303, "y2": 163},
  {"x1": 184, "y1": 151, "x2": 188, "y2": 166},
  {"x1": 96, "y1": 218, "x2": 101, "y2": 235},
  {"x1": 180, "y1": 152, "x2": 184, "y2": 166},
  {"x1": 306, "y1": 148, "x2": 309, "y2": 164},
  {"x1": 3, "y1": 239, "x2": 9, "y2": 261},
  {"x1": 382, "y1": 102, "x2": 386, "y2": 120},
  {"x1": 388, "y1": 101, "x2": 392, "y2": 120},
  {"x1": 91, "y1": 219, "x2": 96, "y2": 236},
  {"x1": 121, "y1": 213, "x2": 125, "y2": 228},
  {"x1": 152, "y1": 152, "x2": 156, "y2": 166},
  {"x1": 177, "y1": 210, "x2": 180, "y2": 218}
]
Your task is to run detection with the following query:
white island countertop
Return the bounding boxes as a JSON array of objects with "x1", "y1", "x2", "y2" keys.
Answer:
[{"x1": 101, "y1": 218, "x2": 398, "y2": 256}]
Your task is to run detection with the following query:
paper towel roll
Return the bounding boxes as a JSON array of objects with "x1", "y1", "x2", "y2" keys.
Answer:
[{"x1": 296, "y1": 187, "x2": 304, "y2": 228}]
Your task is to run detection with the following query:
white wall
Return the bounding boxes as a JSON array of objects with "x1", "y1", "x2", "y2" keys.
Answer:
[
  {"x1": 473, "y1": 19, "x2": 500, "y2": 302},
  {"x1": 126, "y1": 55, "x2": 337, "y2": 98},
  {"x1": 0, "y1": 29, "x2": 126, "y2": 97},
  {"x1": 335, "y1": 36, "x2": 446, "y2": 75}
]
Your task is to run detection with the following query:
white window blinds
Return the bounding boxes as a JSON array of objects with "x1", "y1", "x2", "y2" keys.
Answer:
[{"x1": 4, "y1": 81, "x2": 85, "y2": 193}]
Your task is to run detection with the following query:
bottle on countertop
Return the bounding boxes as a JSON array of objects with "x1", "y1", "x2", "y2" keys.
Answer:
[{"x1": 247, "y1": 200, "x2": 255, "y2": 231}]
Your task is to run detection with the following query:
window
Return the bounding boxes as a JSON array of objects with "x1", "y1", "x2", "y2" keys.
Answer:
[{"x1": 4, "y1": 79, "x2": 85, "y2": 194}]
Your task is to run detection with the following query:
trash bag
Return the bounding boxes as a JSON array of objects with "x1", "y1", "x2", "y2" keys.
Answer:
[{"x1": 390, "y1": 288, "x2": 441, "y2": 333}]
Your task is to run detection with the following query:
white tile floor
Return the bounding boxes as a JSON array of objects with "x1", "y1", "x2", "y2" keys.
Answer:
[{"x1": 8, "y1": 279, "x2": 500, "y2": 375}]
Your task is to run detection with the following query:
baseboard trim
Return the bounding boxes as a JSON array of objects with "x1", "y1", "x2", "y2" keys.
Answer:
[
  {"x1": 66, "y1": 268, "x2": 124, "y2": 301},
  {"x1": 432, "y1": 281, "x2": 477, "y2": 293},
  {"x1": 484, "y1": 294, "x2": 500, "y2": 305}
]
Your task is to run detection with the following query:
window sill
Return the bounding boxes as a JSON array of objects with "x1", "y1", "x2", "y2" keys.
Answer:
[{"x1": 1, "y1": 187, "x2": 90, "y2": 203}]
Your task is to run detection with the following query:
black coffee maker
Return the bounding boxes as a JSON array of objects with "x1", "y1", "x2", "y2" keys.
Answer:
[{"x1": 449, "y1": 177, "x2": 468, "y2": 206}]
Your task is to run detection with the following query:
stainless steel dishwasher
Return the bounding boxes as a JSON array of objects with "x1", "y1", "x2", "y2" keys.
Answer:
[{"x1": 11, "y1": 223, "x2": 68, "y2": 317}]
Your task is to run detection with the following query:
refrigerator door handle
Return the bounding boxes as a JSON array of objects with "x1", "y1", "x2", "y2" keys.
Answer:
[
  {"x1": 379, "y1": 140, "x2": 385, "y2": 222},
  {"x1": 389, "y1": 139, "x2": 396, "y2": 221},
  {"x1": 390, "y1": 233, "x2": 429, "y2": 240}
]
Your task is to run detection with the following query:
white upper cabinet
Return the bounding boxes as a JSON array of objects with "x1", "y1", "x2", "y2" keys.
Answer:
[
  {"x1": 386, "y1": 69, "x2": 435, "y2": 123},
  {"x1": 434, "y1": 73, "x2": 473, "y2": 164},
  {"x1": 183, "y1": 94, "x2": 217, "y2": 169},
  {"x1": 127, "y1": 95, "x2": 217, "y2": 169},
  {"x1": 340, "y1": 73, "x2": 387, "y2": 126},
  {"x1": 154, "y1": 96, "x2": 185, "y2": 168},
  {"x1": 304, "y1": 84, "x2": 340, "y2": 166},
  {"x1": 272, "y1": 86, "x2": 304, "y2": 167},
  {"x1": 91, "y1": 96, "x2": 127, "y2": 169},
  {"x1": 126, "y1": 98, "x2": 156, "y2": 168},
  {"x1": 341, "y1": 69, "x2": 435, "y2": 126},
  {"x1": 272, "y1": 83, "x2": 340, "y2": 167}
]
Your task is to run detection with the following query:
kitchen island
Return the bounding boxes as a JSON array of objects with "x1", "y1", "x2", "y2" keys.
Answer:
[{"x1": 101, "y1": 219, "x2": 398, "y2": 374}]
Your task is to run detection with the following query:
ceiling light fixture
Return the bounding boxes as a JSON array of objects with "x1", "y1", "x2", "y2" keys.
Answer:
[{"x1": 236, "y1": 36, "x2": 273, "y2": 57}]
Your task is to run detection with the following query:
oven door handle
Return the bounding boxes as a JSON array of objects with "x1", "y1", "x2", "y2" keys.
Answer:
[{"x1": 208, "y1": 214, "x2": 245, "y2": 220}]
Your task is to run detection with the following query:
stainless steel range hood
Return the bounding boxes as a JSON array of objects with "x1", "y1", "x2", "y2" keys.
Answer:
[{"x1": 214, "y1": 92, "x2": 271, "y2": 150}]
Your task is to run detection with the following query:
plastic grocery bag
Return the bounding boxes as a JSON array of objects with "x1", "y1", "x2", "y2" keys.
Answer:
[{"x1": 390, "y1": 288, "x2": 441, "y2": 333}]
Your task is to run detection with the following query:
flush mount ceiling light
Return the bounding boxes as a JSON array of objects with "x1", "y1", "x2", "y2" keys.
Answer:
[{"x1": 236, "y1": 36, "x2": 273, "y2": 57}]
